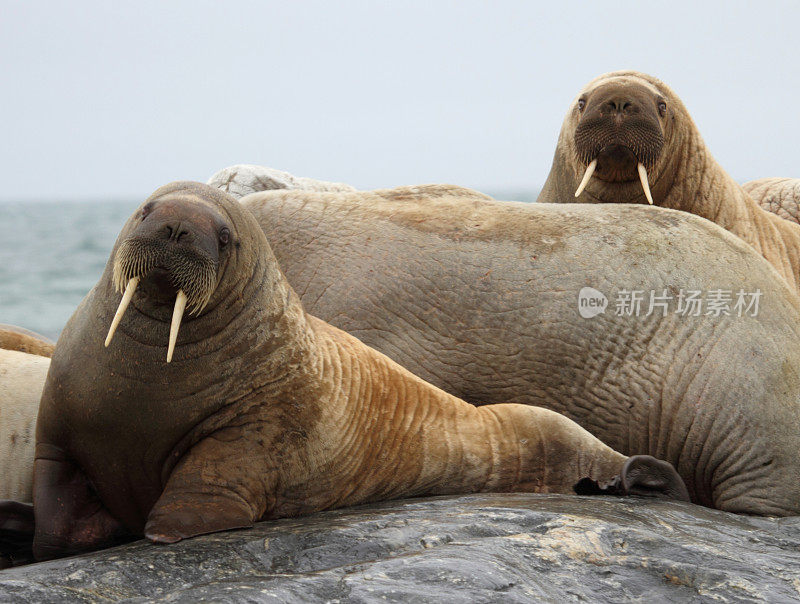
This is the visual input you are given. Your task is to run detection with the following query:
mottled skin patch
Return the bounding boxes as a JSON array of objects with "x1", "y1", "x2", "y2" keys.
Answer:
[{"x1": 243, "y1": 186, "x2": 800, "y2": 516}]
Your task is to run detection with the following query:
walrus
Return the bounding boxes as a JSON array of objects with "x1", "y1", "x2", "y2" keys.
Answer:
[
  {"x1": 207, "y1": 164, "x2": 357, "y2": 199},
  {"x1": 0, "y1": 350, "x2": 47, "y2": 503},
  {"x1": 538, "y1": 70, "x2": 800, "y2": 293},
  {"x1": 0, "y1": 324, "x2": 55, "y2": 358},
  {"x1": 0, "y1": 326, "x2": 52, "y2": 567},
  {"x1": 743, "y1": 177, "x2": 800, "y2": 225},
  {"x1": 233, "y1": 184, "x2": 800, "y2": 517},
  {"x1": 0, "y1": 325, "x2": 54, "y2": 501},
  {"x1": 0, "y1": 182, "x2": 684, "y2": 563}
]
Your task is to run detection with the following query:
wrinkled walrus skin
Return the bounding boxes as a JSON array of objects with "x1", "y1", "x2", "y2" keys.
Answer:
[
  {"x1": 744, "y1": 177, "x2": 800, "y2": 226},
  {"x1": 240, "y1": 184, "x2": 800, "y2": 517},
  {"x1": 1, "y1": 182, "x2": 684, "y2": 563},
  {"x1": 538, "y1": 70, "x2": 800, "y2": 294}
]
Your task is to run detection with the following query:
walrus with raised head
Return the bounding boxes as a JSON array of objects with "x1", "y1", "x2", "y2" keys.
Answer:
[
  {"x1": 538, "y1": 70, "x2": 800, "y2": 293},
  {"x1": 0, "y1": 182, "x2": 683, "y2": 563}
]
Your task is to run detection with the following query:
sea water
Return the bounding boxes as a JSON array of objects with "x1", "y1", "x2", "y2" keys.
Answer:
[{"x1": 0, "y1": 200, "x2": 133, "y2": 340}]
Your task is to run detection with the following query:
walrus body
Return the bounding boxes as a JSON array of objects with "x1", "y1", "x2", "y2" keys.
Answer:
[
  {"x1": 7, "y1": 182, "x2": 680, "y2": 562},
  {"x1": 538, "y1": 70, "x2": 800, "y2": 294},
  {"x1": 0, "y1": 324, "x2": 55, "y2": 358},
  {"x1": 0, "y1": 325, "x2": 53, "y2": 502},
  {"x1": 239, "y1": 185, "x2": 800, "y2": 516},
  {"x1": 744, "y1": 177, "x2": 800, "y2": 225},
  {"x1": 0, "y1": 349, "x2": 48, "y2": 502}
]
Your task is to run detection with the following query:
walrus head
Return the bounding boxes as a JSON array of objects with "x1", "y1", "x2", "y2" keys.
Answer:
[
  {"x1": 551, "y1": 71, "x2": 688, "y2": 206},
  {"x1": 104, "y1": 183, "x2": 237, "y2": 362}
]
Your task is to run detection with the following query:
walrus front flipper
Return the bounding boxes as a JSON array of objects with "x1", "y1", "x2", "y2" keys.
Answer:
[
  {"x1": 32, "y1": 446, "x2": 132, "y2": 561},
  {"x1": 575, "y1": 455, "x2": 690, "y2": 502},
  {"x1": 144, "y1": 436, "x2": 268, "y2": 544},
  {"x1": 0, "y1": 500, "x2": 34, "y2": 568}
]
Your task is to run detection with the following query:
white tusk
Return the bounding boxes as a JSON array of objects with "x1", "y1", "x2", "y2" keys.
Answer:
[
  {"x1": 105, "y1": 277, "x2": 139, "y2": 348},
  {"x1": 637, "y1": 163, "x2": 654, "y2": 205},
  {"x1": 166, "y1": 290, "x2": 187, "y2": 363},
  {"x1": 574, "y1": 159, "x2": 597, "y2": 198}
]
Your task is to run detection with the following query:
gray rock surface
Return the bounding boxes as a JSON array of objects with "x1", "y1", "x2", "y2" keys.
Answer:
[
  {"x1": 207, "y1": 164, "x2": 357, "y2": 199},
  {"x1": 3, "y1": 494, "x2": 800, "y2": 602}
]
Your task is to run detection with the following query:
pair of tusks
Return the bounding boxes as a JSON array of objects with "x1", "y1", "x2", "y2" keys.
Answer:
[
  {"x1": 104, "y1": 277, "x2": 187, "y2": 363},
  {"x1": 574, "y1": 159, "x2": 654, "y2": 205}
]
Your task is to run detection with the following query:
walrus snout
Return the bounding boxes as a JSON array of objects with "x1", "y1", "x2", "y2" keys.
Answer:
[
  {"x1": 573, "y1": 82, "x2": 666, "y2": 204},
  {"x1": 105, "y1": 195, "x2": 232, "y2": 362}
]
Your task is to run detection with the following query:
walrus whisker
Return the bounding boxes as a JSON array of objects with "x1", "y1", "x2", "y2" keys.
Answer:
[
  {"x1": 167, "y1": 290, "x2": 187, "y2": 363},
  {"x1": 104, "y1": 277, "x2": 139, "y2": 348},
  {"x1": 574, "y1": 159, "x2": 597, "y2": 198},
  {"x1": 637, "y1": 163, "x2": 654, "y2": 205}
]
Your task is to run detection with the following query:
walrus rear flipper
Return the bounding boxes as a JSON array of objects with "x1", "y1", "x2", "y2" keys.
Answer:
[
  {"x1": 32, "y1": 445, "x2": 133, "y2": 561},
  {"x1": 0, "y1": 500, "x2": 34, "y2": 568},
  {"x1": 574, "y1": 455, "x2": 690, "y2": 502}
]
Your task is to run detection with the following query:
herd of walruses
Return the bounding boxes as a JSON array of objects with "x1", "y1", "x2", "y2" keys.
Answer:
[{"x1": 2, "y1": 71, "x2": 800, "y2": 567}]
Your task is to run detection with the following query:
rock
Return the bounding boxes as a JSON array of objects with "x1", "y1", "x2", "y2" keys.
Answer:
[
  {"x1": 207, "y1": 164, "x2": 357, "y2": 199},
  {"x1": 2, "y1": 494, "x2": 800, "y2": 602}
]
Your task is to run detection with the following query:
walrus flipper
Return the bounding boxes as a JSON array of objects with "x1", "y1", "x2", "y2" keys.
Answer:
[
  {"x1": 32, "y1": 446, "x2": 132, "y2": 561},
  {"x1": 0, "y1": 500, "x2": 35, "y2": 568},
  {"x1": 144, "y1": 435, "x2": 271, "y2": 544},
  {"x1": 574, "y1": 455, "x2": 690, "y2": 502}
]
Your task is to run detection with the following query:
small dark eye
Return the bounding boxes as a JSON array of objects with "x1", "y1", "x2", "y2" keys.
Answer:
[
  {"x1": 658, "y1": 101, "x2": 667, "y2": 115},
  {"x1": 141, "y1": 202, "x2": 154, "y2": 219},
  {"x1": 219, "y1": 227, "x2": 230, "y2": 246},
  {"x1": 577, "y1": 98, "x2": 586, "y2": 111}
]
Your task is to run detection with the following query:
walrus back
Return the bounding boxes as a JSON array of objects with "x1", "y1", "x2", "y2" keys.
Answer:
[{"x1": 242, "y1": 190, "x2": 800, "y2": 514}]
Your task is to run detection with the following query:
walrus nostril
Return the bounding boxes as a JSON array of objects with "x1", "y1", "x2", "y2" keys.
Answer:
[
  {"x1": 605, "y1": 99, "x2": 633, "y2": 113},
  {"x1": 161, "y1": 223, "x2": 190, "y2": 243}
]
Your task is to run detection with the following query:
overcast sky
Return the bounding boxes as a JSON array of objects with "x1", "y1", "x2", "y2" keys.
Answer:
[{"x1": 2, "y1": 1, "x2": 798, "y2": 201}]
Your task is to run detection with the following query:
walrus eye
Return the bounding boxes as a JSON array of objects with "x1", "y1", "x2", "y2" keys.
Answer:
[
  {"x1": 658, "y1": 101, "x2": 667, "y2": 116},
  {"x1": 577, "y1": 98, "x2": 586, "y2": 111},
  {"x1": 141, "y1": 202, "x2": 154, "y2": 219},
  {"x1": 219, "y1": 227, "x2": 230, "y2": 247}
]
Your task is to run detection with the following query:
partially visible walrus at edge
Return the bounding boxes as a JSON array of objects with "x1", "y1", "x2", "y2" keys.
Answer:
[
  {"x1": 0, "y1": 182, "x2": 681, "y2": 565},
  {"x1": 0, "y1": 325, "x2": 52, "y2": 568},
  {"x1": 237, "y1": 183, "x2": 800, "y2": 518},
  {"x1": 538, "y1": 70, "x2": 800, "y2": 294},
  {"x1": 0, "y1": 325, "x2": 53, "y2": 500},
  {"x1": 744, "y1": 177, "x2": 800, "y2": 225}
]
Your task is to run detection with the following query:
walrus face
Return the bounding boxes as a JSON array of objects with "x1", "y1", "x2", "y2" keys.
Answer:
[
  {"x1": 104, "y1": 192, "x2": 234, "y2": 362},
  {"x1": 571, "y1": 76, "x2": 670, "y2": 204}
]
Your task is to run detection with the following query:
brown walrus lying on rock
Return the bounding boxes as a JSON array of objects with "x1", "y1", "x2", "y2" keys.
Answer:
[
  {"x1": 0, "y1": 182, "x2": 684, "y2": 564},
  {"x1": 538, "y1": 70, "x2": 800, "y2": 294},
  {"x1": 233, "y1": 182, "x2": 800, "y2": 518}
]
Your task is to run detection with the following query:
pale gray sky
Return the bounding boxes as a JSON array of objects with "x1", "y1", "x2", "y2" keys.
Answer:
[{"x1": 2, "y1": 1, "x2": 797, "y2": 201}]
